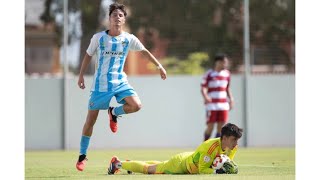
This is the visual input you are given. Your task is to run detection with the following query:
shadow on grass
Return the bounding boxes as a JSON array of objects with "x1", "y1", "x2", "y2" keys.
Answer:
[{"x1": 25, "y1": 176, "x2": 71, "y2": 179}]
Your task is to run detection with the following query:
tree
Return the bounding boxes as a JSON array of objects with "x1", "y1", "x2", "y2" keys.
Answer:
[
  {"x1": 78, "y1": 0, "x2": 102, "y2": 74},
  {"x1": 40, "y1": 0, "x2": 102, "y2": 74},
  {"x1": 157, "y1": 52, "x2": 209, "y2": 75},
  {"x1": 122, "y1": 0, "x2": 295, "y2": 72},
  {"x1": 123, "y1": 0, "x2": 243, "y2": 71},
  {"x1": 249, "y1": 0, "x2": 295, "y2": 71}
]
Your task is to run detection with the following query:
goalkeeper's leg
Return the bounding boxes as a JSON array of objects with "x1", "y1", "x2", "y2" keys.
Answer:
[
  {"x1": 121, "y1": 160, "x2": 180, "y2": 174},
  {"x1": 122, "y1": 160, "x2": 176, "y2": 174},
  {"x1": 122, "y1": 161, "x2": 161, "y2": 174},
  {"x1": 122, "y1": 152, "x2": 190, "y2": 174},
  {"x1": 145, "y1": 161, "x2": 162, "y2": 164}
]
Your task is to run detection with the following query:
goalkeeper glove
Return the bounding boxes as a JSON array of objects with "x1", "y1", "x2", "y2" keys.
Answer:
[
  {"x1": 215, "y1": 168, "x2": 226, "y2": 174},
  {"x1": 222, "y1": 161, "x2": 238, "y2": 174},
  {"x1": 214, "y1": 161, "x2": 238, "y2": 174}
]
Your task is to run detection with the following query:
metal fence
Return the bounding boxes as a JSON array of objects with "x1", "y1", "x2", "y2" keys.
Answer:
[{"x1": 25, "y1": 0, "x2": 295, "y2": 75}]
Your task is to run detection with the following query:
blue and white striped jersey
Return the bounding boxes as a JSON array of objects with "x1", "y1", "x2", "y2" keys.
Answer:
[{"x1": 86, "y1": 31, "x2": 145, "y2": 92}]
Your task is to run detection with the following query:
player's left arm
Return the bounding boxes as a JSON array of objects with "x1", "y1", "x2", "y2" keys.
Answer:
[
  {"x1": 222, "y1": 146, "x2": 239, "y2": 174},
  {"x1": 228, "y1": 146, "x2": 238, "y2": 160},
  {"x1": 226, "y1": 76, "x2": 234, "y2": 110},
  {"x1": 129, "y1": 34, "x2": 166, "y2": 80},
  {"x1": 216, "y1": 148, "x2": 239, "y2": 174},
  {"x1": 216, "y1": 160, "x2": 238, "y2": 174},
  {"x1": 140, "y1": 49, "x2": 167, "y2": 80}
]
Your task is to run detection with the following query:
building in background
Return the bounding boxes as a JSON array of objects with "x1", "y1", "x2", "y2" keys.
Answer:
[
  {"x1": 25, "y1": 0, "x2": 159, "y2": 76},
  {"x1": 25, "y1": 0, "x2": 295, "y2": 76},
  {"x1": 25, "y1": 0, "x2": 62, "y2": 75}
]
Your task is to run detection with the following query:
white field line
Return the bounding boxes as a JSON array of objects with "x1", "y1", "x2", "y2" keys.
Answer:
[{"x1": 240, "y1": 164, "x2": 282, "y2": 168}]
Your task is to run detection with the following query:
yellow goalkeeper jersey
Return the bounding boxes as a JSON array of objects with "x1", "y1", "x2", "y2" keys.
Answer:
[{"x1": 185, "y1": 138, "x2": 237, "y2": 174}]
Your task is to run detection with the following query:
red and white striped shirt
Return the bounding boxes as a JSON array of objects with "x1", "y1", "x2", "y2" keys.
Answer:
[{"x1": 201, "y1": 69, "x2": 231, "y2": 111}]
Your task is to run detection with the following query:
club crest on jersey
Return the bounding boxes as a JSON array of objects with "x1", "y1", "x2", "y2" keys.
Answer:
[
  {"x1": 121, "y1": 40, "x2": 128, "y2": 46},
  {"x1": 204, "y1": 155, "x2": 211, "y2": 163}
]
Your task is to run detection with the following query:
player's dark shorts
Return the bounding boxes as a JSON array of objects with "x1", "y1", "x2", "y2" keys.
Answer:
[{"x1": 206, "y1": 110, "x2": 228, "y2": 124}]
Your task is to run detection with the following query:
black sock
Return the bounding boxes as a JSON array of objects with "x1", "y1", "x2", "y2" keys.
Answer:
[
  {"x1": 215, "y1": 133, "x2": 221, "y2": 138},
  {"x1": 204, "y1": 133, "x2": 211, "y2": 141},
  {"x1": 78, "y1": 154, "x2": 86, "y2": 162}
]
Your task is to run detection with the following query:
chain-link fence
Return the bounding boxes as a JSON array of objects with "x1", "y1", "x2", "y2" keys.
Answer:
[{"x1": 25, "y1": 0, "x2": 295, "y2": 76}]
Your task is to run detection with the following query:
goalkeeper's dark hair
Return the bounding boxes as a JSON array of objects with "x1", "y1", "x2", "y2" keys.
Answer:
[
  {"x1": 221, "y1": 123, "x2": 243, "y2": 139},
  {"x1": 109, "y1": 3, "x2": 127, "y2": 17}
]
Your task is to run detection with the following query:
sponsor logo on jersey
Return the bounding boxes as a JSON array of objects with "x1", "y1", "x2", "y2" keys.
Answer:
[
  {"x1": 121, "y1": 41, "x2": 128, "y2": 46},
  {"x1": 102, "y1": 51, "x2": 124, "y2": 57}
]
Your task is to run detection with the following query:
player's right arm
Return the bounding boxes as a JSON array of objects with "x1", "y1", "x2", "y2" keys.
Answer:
[
  {"x1": 78, "y1": 53, "x2": 92, "y2": 89},
  {"x1": 227, "y1": 145, "x2": 238, "y2": 160},
  {"x1": 201, "y1": 86, "x2": 211, "y2": 104},
  {"x1": 78, "y1": 34, "x2": 99, "y2": 89},
  {"x1": 200, "y1": 70, "x2": 211, "y2": 104}
]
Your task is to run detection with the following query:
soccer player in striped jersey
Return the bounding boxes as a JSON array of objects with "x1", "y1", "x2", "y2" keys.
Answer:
[
  {"x1": 201, "y1": 53, "x2": 234, "y2": 141},
  {"x1": 76, "y1": 3, "x2": 167, "y2": 171},
  {"x1": 108, "y1": 123, "x2": 242, "y2": 174}
]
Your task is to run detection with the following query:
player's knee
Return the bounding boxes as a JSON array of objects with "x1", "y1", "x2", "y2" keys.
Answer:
[
  {"x1": 147, "y1": 165, "x2": 157, "y2": 174},
  {"x1": 132, "y1": 102, "x2": 142, "y2": 112}
]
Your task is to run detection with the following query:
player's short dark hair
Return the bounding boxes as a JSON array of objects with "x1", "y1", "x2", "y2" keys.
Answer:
[
  {"x1": 214, "y1": 53, "x2": 227, "y2": 63},
  {"x1": 221, "y1": 123, "x2": 243, "y2": 139},
  {"x1": 109, "y1": 3, "x2": 127, "y2": 17}
]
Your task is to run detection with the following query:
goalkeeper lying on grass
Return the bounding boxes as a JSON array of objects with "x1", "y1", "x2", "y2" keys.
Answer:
[{"x1": 108, "y1": 123, "x2": 242, "y2": 174}]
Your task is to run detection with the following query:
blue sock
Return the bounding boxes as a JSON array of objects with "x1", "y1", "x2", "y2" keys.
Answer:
[
  {"x1": 114, "y1": 106, "x2": 126, "y2": 116},
  {"x1": 80, "y1": 135, "x2": 90, "y2": 155}
]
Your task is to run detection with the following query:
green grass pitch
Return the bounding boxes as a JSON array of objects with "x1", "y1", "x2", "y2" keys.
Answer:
[{"x1": 25, "y1": 147, "x2": 294, "y2": 180}]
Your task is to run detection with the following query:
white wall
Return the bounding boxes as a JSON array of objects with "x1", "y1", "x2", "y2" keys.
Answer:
[
  {"x1": 25, "y1": 78, "x2": 64, "y2": 150},
  {"x1": 247, "y1": 75, "x2": 295, "y2": 146},
  {"x1": 25, "y1": 75, "x2": 295, "y2": 150}
]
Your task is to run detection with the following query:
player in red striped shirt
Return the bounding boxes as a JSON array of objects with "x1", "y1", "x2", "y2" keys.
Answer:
[{"x1": 201, "y1": 54, "x2": 234, "y2": 141}]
